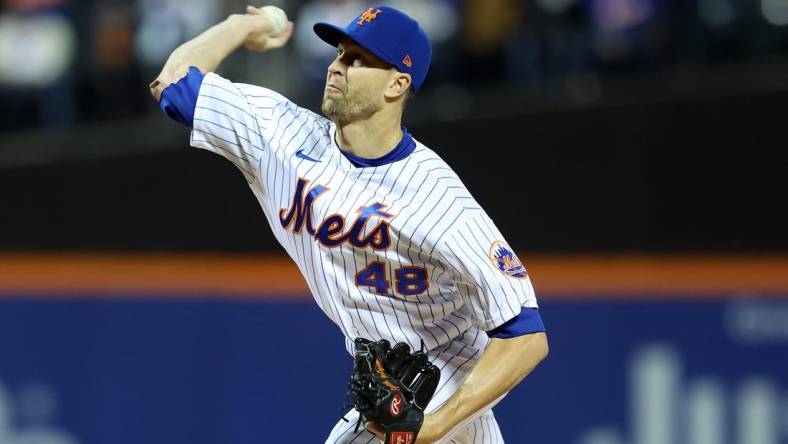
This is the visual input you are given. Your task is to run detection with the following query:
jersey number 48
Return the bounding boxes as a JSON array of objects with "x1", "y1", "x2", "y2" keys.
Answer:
[{"x1": 355, "y1": 262, "x2": 428, "y2": 296}]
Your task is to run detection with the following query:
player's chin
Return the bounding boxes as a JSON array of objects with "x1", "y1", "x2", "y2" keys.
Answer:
[
  {"x1": 322, "y1": 92, "x2": 338, "y2": 105},
  {"x1": 322, "y1": 96, "x2": 343, "y2": 111},
  {"x1": 321, "y1": 100, "x2": 337, "y2": 117}
]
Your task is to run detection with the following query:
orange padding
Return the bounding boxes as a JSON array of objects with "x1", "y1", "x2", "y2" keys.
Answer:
[{"x1": 0, "y1": 254, "x2": 786, "y2": 299}]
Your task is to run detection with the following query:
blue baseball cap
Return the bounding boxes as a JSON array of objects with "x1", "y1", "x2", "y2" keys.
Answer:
[{"x1": 313, "y1": 6, "x2": 432, "y2": 91}]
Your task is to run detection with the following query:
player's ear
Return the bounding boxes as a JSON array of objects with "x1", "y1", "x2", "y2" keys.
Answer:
[{"x1": 385, "y1": 72, "x2": 411, "y2": 101}]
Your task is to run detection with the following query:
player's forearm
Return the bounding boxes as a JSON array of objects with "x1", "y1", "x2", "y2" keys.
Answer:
[
  {"x1": 426, "y1": 332, "x2": 548, "y2": 440},
  {"x1": 149, "y1": 15, "x2": 256, "y2": 100}
]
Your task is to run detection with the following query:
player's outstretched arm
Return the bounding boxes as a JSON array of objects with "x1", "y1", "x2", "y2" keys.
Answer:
[
  {"x1": 148, "y1": 5, "x2": 293, "y2": 101},
  {"x1": 417, "y1": 332, "x2": 548, "y2": 443}
]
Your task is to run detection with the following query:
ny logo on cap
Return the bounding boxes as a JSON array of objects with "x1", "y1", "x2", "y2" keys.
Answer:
[{"x1": 357, "y1": 7, "x2": 382, "y2": 25}]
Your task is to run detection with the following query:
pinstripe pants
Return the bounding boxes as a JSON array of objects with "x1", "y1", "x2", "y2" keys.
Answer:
[{"x1": 325, "y1": 408, "x2": 504, "y2": 444}]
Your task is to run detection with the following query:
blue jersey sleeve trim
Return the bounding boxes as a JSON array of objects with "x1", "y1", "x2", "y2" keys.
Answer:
[
  {"x1": 486, "y1": 307, "x2": 546, "y2": 339},
  {"x1": 158, "y1": 66, "x2": 205, "y2": 127}
]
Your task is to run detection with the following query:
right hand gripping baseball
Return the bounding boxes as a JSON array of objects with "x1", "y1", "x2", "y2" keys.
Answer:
[{"x1": 242, "y1": 5, "x2": 294, "y2": 52}]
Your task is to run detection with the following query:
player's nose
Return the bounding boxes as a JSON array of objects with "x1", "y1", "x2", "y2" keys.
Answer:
[{"x1": 327, "y1": 57, "x2": 344, "y2": 78}]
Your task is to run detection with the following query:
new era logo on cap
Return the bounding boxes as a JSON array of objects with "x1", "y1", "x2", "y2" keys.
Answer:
[{"x1": 313, "y1": 6, "x2": 432, "y2": 91}]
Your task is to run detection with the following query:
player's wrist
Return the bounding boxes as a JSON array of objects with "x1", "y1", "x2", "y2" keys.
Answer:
[
  {"x1": 225, "y1": 14, "x2": 263, "y2": 39},
  {"x1": 417, "y1": 413, "x2": 448, "y2": 443}
]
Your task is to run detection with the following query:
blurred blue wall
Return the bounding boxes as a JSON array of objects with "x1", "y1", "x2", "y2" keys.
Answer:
[{"x1": 0, "y1": 295, "x2": 786, "y2": 444}]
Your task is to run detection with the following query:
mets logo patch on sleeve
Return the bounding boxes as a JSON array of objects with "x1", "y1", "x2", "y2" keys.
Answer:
[{"x1": 488, "y1": 240, "x2": 528, "y2": 279}]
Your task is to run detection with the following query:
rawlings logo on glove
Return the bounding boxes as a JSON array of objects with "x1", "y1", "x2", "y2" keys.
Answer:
[{"x1": 347, "y1": 338, "x2": 440, "y2": 444}]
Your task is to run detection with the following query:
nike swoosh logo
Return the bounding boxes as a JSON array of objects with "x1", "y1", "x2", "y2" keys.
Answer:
[{"x1": 295, "y1": 149, "x2": 321, "y2": 162}]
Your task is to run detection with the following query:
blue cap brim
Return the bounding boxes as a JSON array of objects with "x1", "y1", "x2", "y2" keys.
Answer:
[
  {"x1": 313, "y1": 23, "x2": 349, "y2": 48},
  {"x1": 313, "y1": 22, "x2": 396, "y2": 69}
]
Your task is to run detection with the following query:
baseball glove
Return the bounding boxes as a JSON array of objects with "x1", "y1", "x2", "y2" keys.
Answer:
[{"x1": 347, "y1": 338, "x2": 441, "y2": 444}]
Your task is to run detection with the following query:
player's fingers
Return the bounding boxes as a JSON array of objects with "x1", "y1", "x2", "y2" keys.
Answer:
[
  {"x1": 365, "y1": 421, "x2": 385, "y2": 440},
  {"x1": 246, "y1": 5, "x2": 261, "y2": 15},
  {"x1": 272, "y1": 21, "x2": 294, "y2": 41},
  {"x1": 267, "y1": 21, "x2": 293, "y2": 47}
]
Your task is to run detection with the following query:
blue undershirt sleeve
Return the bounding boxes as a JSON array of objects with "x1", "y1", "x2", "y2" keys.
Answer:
[
  {"x1": 486, "y1": 307, "x2": 546, "y2": 339},
  {"x1": 158, "y1": 66, "x2": 205, "y2": 127}
]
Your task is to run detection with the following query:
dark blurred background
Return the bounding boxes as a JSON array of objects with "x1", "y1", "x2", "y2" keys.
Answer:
[
  {"x1": 1, "y1": 2, "x2": 787, "y2": 444},
  {"x1": 1, "y1": 0, "x2": 786, "y2": 252}
]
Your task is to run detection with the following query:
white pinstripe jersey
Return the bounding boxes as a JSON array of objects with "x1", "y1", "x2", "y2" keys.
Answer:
[{"x1": 189, "y1": 72, "x2": 539, "y2": 411}]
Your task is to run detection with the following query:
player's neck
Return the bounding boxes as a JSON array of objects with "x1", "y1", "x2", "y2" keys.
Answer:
[{"x1": 334, "y1": 109, "x2": 403, "y2": 159}]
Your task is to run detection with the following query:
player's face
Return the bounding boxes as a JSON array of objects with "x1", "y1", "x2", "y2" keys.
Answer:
[{"x1": 322, "y1": 38, "x2": 396, "y2": 122}]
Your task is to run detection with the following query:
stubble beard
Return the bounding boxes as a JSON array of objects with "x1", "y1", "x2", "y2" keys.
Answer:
[{"x1": 322, "y1": 88, "x2": 378, "y2": 123}]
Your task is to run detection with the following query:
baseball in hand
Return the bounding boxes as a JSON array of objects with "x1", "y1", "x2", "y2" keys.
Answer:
[{"x1": 261, "y1": 6, "x2": 288, "y2": 37}]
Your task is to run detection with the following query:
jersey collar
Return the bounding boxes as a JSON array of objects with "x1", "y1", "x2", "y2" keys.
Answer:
[{"x1": 336, "y1": 127, "x2": 417, "y2": 168}]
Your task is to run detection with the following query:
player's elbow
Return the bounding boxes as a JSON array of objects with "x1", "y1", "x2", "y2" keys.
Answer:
[
  {"x1": 149, "y1": 79, "x2": 164, "y2": 102},
  {"x1": 149, "y1": 64, "x2": 192, "y2": 103},
  {"x1": 148, "y1": 70, "x2": 181, "y2": 102}
]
